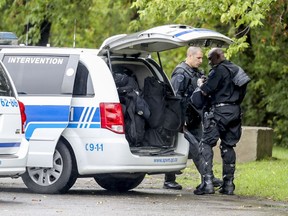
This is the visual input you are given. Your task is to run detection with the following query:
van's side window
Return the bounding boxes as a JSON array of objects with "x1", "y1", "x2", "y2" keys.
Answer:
[{"x1": 73, "y1": 62, "x2": 94, "y2": 96}]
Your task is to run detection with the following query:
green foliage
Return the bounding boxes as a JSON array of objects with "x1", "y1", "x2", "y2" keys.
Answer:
[
  {"x1": 0, "y1": 0, "x2": 137, "y2": 47},
  {"x1": 179, "y1": 146, "x2": 288, "y2": 201},
  {"x1": 235, "y1": 146, "x2": 288, "y2": 201},
  {"x1": 132, "y1": 0, "x2": 288, "y2": 147},
  {"x1": 234, "y1": 0, "x2": 288, "y2": 147}
]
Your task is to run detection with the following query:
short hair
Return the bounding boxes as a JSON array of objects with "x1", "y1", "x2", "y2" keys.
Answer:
[
  {"x1": 209, "y1": 48, "x2": 225, "y2": 60},
  {"x1": 187, "y1": 47, "x2": 202, "y2": 57}
]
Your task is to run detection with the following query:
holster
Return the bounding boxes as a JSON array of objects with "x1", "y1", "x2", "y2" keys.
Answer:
[{"x1": 203, "y1": 110, "x2": 214, "y2": 129}]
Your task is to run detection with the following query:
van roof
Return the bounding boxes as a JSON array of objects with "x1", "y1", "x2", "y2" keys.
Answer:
[{"x1": 0, "y1": 46, "x2": 99, "y2": 55}]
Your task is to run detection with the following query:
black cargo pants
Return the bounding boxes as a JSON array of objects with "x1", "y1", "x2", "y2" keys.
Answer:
[{"x1": 200, "y1": 104, "x2": 242, "y2": 175}]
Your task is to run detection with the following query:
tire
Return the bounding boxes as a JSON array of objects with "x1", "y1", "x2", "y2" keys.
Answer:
[
  {"x1": 94, "y1": 173, "x2": 145, "y2": 192},
  {"x1": 21, "y1": 143, "x2": 77, "y2": 194}
]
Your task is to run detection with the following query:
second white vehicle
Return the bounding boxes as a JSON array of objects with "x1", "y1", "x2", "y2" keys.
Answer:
[{"x1": 0, "y1": 60, "x2": 28, "y2": 178}]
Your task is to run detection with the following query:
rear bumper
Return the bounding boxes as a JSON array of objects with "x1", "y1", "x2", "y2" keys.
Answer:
[
  {"x1": 74, "y1": 133, "x2": 189, "y2": 175},
  {"x1": 0, "y1": 137, "x2": 29, "y2": 177},
  {"x1": 78, "y1": 163, "x2": 187, "y2": 176},
  {"x1": 0, "y1": 167, "x2": 26, "y2": 177}
]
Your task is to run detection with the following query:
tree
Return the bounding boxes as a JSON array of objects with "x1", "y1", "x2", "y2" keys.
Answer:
[
  {"x1": 131, "y1": 0, "x2": 288, "y2": 147},
  {"x1": 0, "y1": 0, "x2": 138, "y2": 47}
]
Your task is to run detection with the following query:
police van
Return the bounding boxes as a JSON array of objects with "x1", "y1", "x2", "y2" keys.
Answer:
[
  {"x1": 0, "y1": 24, "x2": 232, "y2": 194},
  {"x1": 0, "y1": 60, "x2": 28, "y2": 177}
]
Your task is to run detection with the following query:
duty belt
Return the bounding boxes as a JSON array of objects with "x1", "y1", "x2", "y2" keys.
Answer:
[{"x1": 214, "y1": 103, "x2": 236, "y2": 107}]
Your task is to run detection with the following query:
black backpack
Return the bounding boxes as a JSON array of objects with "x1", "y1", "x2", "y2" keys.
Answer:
[
  {"x1": 143, "y1": 77, "x2": 183, "y2": 147},
  {"x1": 113, "y1": 67, "x2": 150, "y2": 147},
  {"x1": 222, "y1": 62, "x2": 251, "y2": 104}
]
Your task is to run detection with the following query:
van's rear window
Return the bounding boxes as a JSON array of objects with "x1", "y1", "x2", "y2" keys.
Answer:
[{"x1": 2, "y1": 55, "x2": 69, "y2": 95}]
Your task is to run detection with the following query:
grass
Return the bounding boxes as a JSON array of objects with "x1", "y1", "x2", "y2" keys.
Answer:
[{"x1": 177, "y1": 146, "x2": 288, "y2": 202}]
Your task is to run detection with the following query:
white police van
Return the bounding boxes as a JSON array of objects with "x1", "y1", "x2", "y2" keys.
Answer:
[
  {"x1": 0, "y1": 24, "x2": 232, "y2": 194},
  {"x1": 0, "y1": 60, "x2": 28, "y2": 177}
]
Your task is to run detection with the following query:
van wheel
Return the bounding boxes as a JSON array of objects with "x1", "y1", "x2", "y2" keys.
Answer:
[
  {"x1": 94, "y1": 173, "x2": 145, "y2": 192},
  {"x1": 21, "y1": 143, "x2": 77, "y2": 194}
]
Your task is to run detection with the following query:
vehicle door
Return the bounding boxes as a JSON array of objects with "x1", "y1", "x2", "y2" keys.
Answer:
[
  {"x1": 98, "y1": 24, "x2": 233, "y2": 57},
  {"x1": 98, "y1": 23, "x2": 233, "y2": 102}
]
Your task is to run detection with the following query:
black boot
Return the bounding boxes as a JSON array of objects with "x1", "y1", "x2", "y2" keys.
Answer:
[
  {"x1": 194, "y1": 142, "x2": 215, "y2": 195},
  {"x1": 193, "y1": 141, "x2": 222, "y2": 189},
  {"x1": 219, "y1": 177, "x2": 235, "y2": 195},
  {"x1": 212, "y1": 174, "x2": 223, "y2": 187},
  {"x1": 196, "y1": 171, "x2": 223, "y2": 189},
  {"x1": 194, "y1": 174, "x2": 215, "y2": 195},
  {"x1": 163, "y1": 181, "x2": 182, "y2": 190},
  {"x1": 163, "y1": 173, "x2": 182, "y2": 190},
  {"x1": 219, "y1": 163, "x2": 236, "y2": 195}
]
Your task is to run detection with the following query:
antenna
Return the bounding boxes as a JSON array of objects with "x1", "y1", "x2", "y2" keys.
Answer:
[
  {"x1": 25, "y1": 22, "x2": 29, "y2": 46},
  {"x1": 73, "y1": 19, "x2": 76, "y2": 48}
]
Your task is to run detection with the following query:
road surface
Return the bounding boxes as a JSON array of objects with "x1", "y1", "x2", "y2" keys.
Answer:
[{"x1": 0, "y1": 175, "x2": 287, "y2": 216}]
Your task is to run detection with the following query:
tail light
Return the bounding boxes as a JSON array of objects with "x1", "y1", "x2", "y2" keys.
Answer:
[
  {"x1": 100, "y1": 102, "x2": 124, "y2": 134},
  {"x1": 18, "y1": 100, "x2": 27, "y2": 133}
]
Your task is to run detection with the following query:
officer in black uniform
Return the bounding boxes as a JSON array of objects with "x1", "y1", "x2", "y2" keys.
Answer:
[
  {"x1": 194, "y1": 48, "x2": 249, "y2": 195},
  {"x1": 163, "y1": 46, "x2": 222, "y2": 190}
]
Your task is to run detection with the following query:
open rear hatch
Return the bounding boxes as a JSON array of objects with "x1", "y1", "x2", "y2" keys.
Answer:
[{"x1": 98, "y1": 24, "x2": 233, "y2": 57}]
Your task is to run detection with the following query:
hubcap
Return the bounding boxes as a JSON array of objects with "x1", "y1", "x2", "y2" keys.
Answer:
[{"x1": 27, "y1": 150, "x2": 63, "y2": 186}]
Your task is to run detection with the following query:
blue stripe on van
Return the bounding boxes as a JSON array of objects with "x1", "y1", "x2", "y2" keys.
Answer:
[
  {"x1": 80, "y1": 107, "x2": 89, "y2": 128},
  {"x1": 71, "y1": 107, "x2": 84, "y2": 121},
  {"x1": 66, "y1": 123, "x2": 101, "y2": 128},
  {"x1": 91, "y1": 107, "x2": 100, "y2": 122},
  {"x1": 25, "y1": 123, "x2": 68, "y2": 140},
  {"x1": 25, "y1": 105, "x2": 70, "y2": 123},
  {"x1": 0, "y1": 142, "x2": 21, "y2": 148},
  {"x1": 24, "y1": 105, "x2": 101, "y2": 140},
  {"x1": 69, "y1": 106, "x2": 100, "y2": 128},
  {"x1": 24, "y1": 105, "x2": 70, "y2": 140},
  {"x1": 89, "y1": 124, "x2": 101, "y2": 128},
  {"x1": 174, "y1": 28, "x2": 212, "y2": 37}
]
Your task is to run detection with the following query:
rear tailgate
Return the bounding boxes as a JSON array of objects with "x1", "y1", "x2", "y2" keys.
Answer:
[{"x1": 0, "y1": 96, "x2": 22, "y2": 154}]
